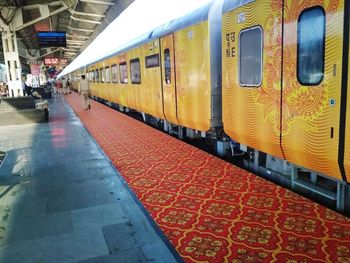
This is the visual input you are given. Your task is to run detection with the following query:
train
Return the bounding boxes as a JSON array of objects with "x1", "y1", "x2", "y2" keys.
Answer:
[{"x1": 66, "y1": 0, "x2": 350, "y2": 210}]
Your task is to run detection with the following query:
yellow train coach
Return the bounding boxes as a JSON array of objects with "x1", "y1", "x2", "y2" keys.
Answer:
[
  {"x1": 67, "y1": 0, "x2": 349, "y2": 210},
  {"x1": 73, "y1": 1, "x2": 223, "y2": 133},
  {"x1": 222, "y1": 0, "x2": 349, "y2": 183}
]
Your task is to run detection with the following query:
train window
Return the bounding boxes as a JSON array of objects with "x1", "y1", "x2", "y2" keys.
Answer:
[
  {"x1": 95, "y1": 69, "x2": 100, "y2": 82},
  {"x1": 297, "y1": 7, "x2": 325, "y2": 85},
  {"x1": 100, "y1": 67, "x2": 105, "y2": 83},
  {"x1": 105, "y1": 66, "x2": 110, "y2": 83},
  {"x1": 145, "y1": 54, "x2": 159, "y2": 68},
  {"x1": 111, "y1": 64, "x2": 118, "y2": 83},
  {"x1": 164, "y1": 49, "x2": 171, "y2": 84},
  {"x1": 119, "y1": 62, "x2": 128, "y2": 84},
  {"x1": 239, "y1": 26, "x2": 263, "y2": 87},
  {"x1": 130, "y1": 58, "x2": 141, "y2": 84}
]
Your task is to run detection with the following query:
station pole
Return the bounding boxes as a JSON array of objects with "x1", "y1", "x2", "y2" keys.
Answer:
[{"x1": 1, "y1": 25, "x2": 23, "y2": 97}]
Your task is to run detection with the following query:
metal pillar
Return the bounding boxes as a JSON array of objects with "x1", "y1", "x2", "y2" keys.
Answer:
[{"x1": 1, "y1": 27, "x2": 22, "y2": 97}]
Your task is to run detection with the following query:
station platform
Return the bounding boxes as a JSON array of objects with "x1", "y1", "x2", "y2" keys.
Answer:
[
  {"x1": 63, "y1": 93, "x2": 350, "y2": 263},
  {"x1": 0, "y1": 95, "x2": 179, "y2": 263}
]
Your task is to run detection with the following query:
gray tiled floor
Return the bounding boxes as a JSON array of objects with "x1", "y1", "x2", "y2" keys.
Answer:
[{"x1": 0, "y1": 95, "x2": 179, "y2": 263}]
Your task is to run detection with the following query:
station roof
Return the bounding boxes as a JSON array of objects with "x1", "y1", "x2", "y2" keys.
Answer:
[
  {"x1": 58, "y1": 0, "x2": 213, "y2": 77},
  {"x1": 0, "y1": 0, "x2": 133, "y2": 74}
]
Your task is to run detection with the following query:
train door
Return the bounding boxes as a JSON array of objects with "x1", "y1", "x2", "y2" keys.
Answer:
[
  {"x1": 343, "y1": 2, "x2": 349, "y2": 180},
  {"x1": 281, "y1": 1, "x2": 347, "y2": 181},
  {"x1": 160, "y1": 34, "x2": 179, "y2": 125},
  {"x1": 222, "y1": 0, "x2": 284, "y2": 159}
]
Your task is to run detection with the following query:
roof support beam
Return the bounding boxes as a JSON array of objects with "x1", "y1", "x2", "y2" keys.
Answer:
[
  {"x1": 79, "y1": 0, "x2": 114, "y2": 5},
  {"x1": 67, "y1": 44, "x2": 84, "y2": 47},
  {"x1": 66, "y1": 34, "x2": 89, "y2": 39},
  {"x1": 13, "y1": 1, "x2": 70, "y2": 31},
  {"x1": 38, "y1": 48, "x2": 61, "y2": 58},
  {"x1": 67, "y1": 39, "x2": 85, "y2": 42},
  {"x1": 22, "y1": 1, "x2": 63, "y2": 10},
  {"x1": 63, "y1": 48, "x2": 79, "y2": 51},
  {"x1": 68, "y1": 26, "x2": 94, "y2": 33},
  {"x1": 70, "y1": 15, "x2": 101, "y2": 24},
  {"x1": 69, "y1": 10, "x2": 106, "y2": 18}
]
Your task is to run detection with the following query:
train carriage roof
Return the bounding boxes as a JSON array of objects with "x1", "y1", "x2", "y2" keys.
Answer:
[
  {"x1": 222, "y1": 0, "x2": 255, "y2": 14},
  {"x1": 86, "y1": 1, "x2": 213, "y2": 68},
  {"x1": 77, "y1": 0, "x2": 257, "y2": 71},
  {"x1": 150, "y1": 2, "x2": 213, "y2": 39}
]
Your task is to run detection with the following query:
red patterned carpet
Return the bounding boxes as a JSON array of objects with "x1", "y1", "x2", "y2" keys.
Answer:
[{"x1": 65, "y1": 93, "x2": 350, "y2": 263}]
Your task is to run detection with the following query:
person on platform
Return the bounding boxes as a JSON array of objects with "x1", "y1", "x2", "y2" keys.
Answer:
[
  {"x1": 56, "y1": 79, "x2": 62, "y2": 94},
  {"x1": 0, "y1": 82, "x2": 8, "y2": 97},
  {"x1": 21, "y1": 76, "x2": 26, "y2": 96},
  {"x1": 78, "y1": 75, "x2": 91, "y2": 110},
  {"x1": 22, "y1": 76, "x2": 32, "y2": 96},
  {"x1": 66, "y1": 78, "x2": 71, "y2": 94},
  {"x1": 62, "y1": 78, "x2": 68, "y2": 95}
]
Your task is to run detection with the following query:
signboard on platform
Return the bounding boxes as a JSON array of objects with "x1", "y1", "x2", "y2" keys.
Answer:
[
  {"x1": 44, "y1": 58, "x2": 67, "y2": 65},
  {"x1": 37, "y1": 31, "x2": 66, "y2": 47}
]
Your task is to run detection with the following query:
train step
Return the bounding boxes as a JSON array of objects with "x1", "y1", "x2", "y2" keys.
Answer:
[
  {"x1": 291, "y1": 166, "x2": 345, "y2": 211},
  {"x1": 292, "y1": 179, "x2": 337, "y2": 200}
]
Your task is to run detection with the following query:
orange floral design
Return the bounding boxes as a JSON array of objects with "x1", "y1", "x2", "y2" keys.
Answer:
[
  {"x1": 161, "y1": 209, "x2": 196, "y2": 227},
  {"x1": 197, "y1": 217, "x2": 230, "y2": 235},
  {"x1": 255, "y1": 0, "x2": 341, "y2": 135},
  {"x1": 283, "y1": 217, "x2": 317, "y2": 233},
  {"x1": 182, "y1": 185, "x2": 211, "y2": 197},
  {"x1": 145, "y1": 191, "x2": 175, "y2": 205},
  {"x1": 173, "y1": 196, "x2": 202, "y2": 211},
  {"x1": 236, "y1": 226, "x2": 272, "y2": 245},
  {"x1": 283, "y1": 201, "x2": 316, "y2": 216},
  {"x1": 130, "y1": 178, "x2": 159, "y2": 188},
  {"x1": 218, "y1": 180, "x2": 247, "y2": 192},
  {"x1": 285, "y1": 236, "x2": 318, "y2": 256},
  {"x1": 157, "y1": 181, "x2": 183, "y2": 192},
  {"x1": 203, "y1": 202, "x2": 238, "y2": 218},
  {"x1": 336, "y1": 246, "x2": 350, "y2": 262},
  {"x1": 328, "y1": 224, "x2": 350, "y2": 239},
  {"x1": 245, "y1": 195, "x2": 275, "y2": 209},
  {"x1": 230, "y1": 248, "x2": 269, "y2": 263},
  {"x1": 166, "y1": 172, "x2": 191, "y2": 182},
  {"x1": 184, "y1": 236, "x2": 223, "y2": 258},
  {"x1": 241, "y1": 209, "x2": 273, "y2": 225}
]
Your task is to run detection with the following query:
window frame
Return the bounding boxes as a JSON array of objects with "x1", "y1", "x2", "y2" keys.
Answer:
[
  {"x1": 105, "y1": 66, "x2": 111, "y2": 83},
  {"x1": 119, "y1": 62, "x2": 128, "y2": 84},
  {"x1": 95, "y1": 69, "x2": 100, "y2": 83},
  {"x1": 145, "y1": 54, "x2": 160, "y2": 68},
  {"x1": 111, "y1": 64, "x2": 118, "y2": 83},
  {"x1": 238, "y1": 25, "x2": 263, "y2": 87},
  {"x1": 164, "y1": 48, "x2": 171, "y2": 85},
  {"x1": 297, "y1": 6, "x2": 326, "y2": 86},
  {"x1": 130, "y1": 58, "x2": 141, "y2": 84},
  {"x1": 100, "y1": 67, "x2": 105, "y2": 83}
]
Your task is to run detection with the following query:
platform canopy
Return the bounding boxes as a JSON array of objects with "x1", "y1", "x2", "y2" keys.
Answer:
[
  {"x1": 58, "y1": 0, "x2": 213, "y2": 78},
  {"x1": 0, "y1": 0, "x2": 134, "y2": 74}
]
